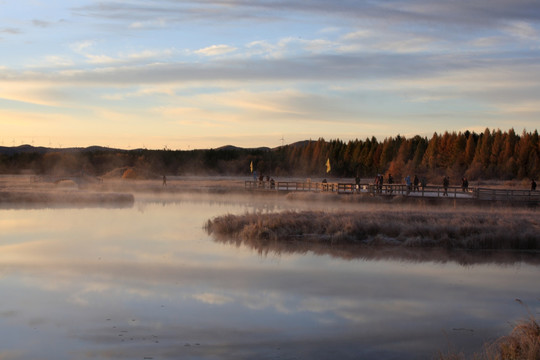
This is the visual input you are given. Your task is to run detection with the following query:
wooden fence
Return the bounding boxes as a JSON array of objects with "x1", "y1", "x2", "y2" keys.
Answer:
[
  {"x1": 474, "y1": 188, "x2": 540, "y2": 203},
  {"x1": 245, "y1": 180, "x2": 539, "y2": 204}
]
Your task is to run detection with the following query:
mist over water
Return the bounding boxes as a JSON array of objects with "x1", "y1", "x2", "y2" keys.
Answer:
[{"x1": 0, "y1": 191, "x2": 538, "y2": 360}]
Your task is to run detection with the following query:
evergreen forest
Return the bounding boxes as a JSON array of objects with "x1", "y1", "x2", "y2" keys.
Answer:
[{"x1": 1, "y1": 128, "x2": 538, "y2": 183}]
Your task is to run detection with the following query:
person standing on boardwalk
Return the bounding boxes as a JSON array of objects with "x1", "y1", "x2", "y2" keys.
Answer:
[
  {"x1": 461, "y1": 177, "x2": 469, "y2": 192},
  {"x1": 405, "y1": 175, "x2": 411, "y2": 195},
  {"x1": 443, "y1": 176, "x2": 449, "y2": 196},
  {"x1": 413, "y1": 175, "x2": 419, "y2": 192},
  {"x1": 532, "y1": 179, "x2": 537, "y2": 191},
  {"x1": 388, "y1": 173, "x2": 394, "y2": 194}
]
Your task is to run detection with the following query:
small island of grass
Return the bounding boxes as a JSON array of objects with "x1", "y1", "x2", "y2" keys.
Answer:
[{"x1": 205, "y1": 209, "x2": 540, "y2": 251}]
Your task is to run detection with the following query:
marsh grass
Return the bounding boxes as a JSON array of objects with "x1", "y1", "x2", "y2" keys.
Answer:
[
  {"x1": 438, "y1": 314, "x2": 540, "y2": 360},
  {"x1": 494, "y1": 318, "x2": 540, "y2": 360},
  {"x1": 205, "y1": 209, "x2": 540, "y2": 250}
]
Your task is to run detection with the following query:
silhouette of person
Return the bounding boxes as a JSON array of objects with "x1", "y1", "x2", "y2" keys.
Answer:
[
  {"x1": 532, "y1": 179, "x2": 537, "y2": 191},
  {"x1": 162, "y1": 175, "x2": 167, "y2": 186},
  {"x1": 388, "y1": 173, "x2": 394, "y2": 194},
  {"x1": 443, "y1": 176, "x2": 449, "y2": 196}
]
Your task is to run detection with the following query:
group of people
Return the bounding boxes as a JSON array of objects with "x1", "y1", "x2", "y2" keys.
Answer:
[
  {"x1": 373, "y1": 174, "x2": 385, "y2": 193},
  {"x1": 404, "y1": 174, "x2": 423, "y2": 193},
  {"x1": 254, "y1": 172, "x2": 275, "y2": 189},
  {"x1": 370, "y1": 175, "x2": 537, "y2": 195},
  {"x1": 373, "y1": 173, "x2": 429, "y2": 195},
  {"x1": 368, "y1": 174, "x2": 477, "y2": 196}
]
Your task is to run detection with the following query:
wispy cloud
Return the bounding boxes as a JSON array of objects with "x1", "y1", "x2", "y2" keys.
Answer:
[
  {"x1": 1, "y1": 0, "x2": 539, "y2": 148},
  {"x1": 192, "y1": 292, "x2": 233, "y2": 305},
  {"x1": 32, "y1": 19, "x2": 52, "y2": 28},
  {"x1": 0, "y1": 27, "x2": 22, "y2": 35},
  {"x1": 502, "y1": 21, "x2": 539, "y2": 41},
  {"x1": 71, "y1": 0, "x2": 540, "y2": 29},
  {"x1": 194, "y1": 44, "x2": 237, "y2": 56}
]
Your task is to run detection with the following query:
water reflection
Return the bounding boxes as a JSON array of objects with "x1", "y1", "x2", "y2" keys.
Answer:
[
  {"x1": 211, "y1": 234, "x2": 540, "y2": 266},
  {"x1": 0, "y1": 196, "x2": 538, "y2": 360}
]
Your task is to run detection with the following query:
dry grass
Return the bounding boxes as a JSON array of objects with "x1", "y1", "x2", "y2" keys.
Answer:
[
  {"x1": 205, "y1": 209, "x2": 540, "y2": 250},
  {"x1": 438, "y1": 311, "x2": 540, "y2": 360},
  {"x1": 494, "y1": 318, "x2": 540, "y2": 360}
]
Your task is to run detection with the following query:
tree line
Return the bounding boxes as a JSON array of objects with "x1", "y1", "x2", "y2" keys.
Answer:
[{"x1": 0, "y1": 128, "x2": 538, "y2": 182}]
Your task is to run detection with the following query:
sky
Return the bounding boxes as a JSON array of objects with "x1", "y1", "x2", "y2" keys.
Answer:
[{"x1": 1, "y1": 0, "x2": 539, "y2": 150}]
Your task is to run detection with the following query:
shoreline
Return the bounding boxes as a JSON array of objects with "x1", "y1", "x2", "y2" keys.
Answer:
[
  {"x1": 0, "y1": 190, "x2": 134, "y2": 208},
  {"x1": 0, "y1": 175, "x2": 538, "y2": 208}
]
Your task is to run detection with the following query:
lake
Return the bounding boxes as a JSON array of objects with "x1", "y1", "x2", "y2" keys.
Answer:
[{"x1": 0, "y1": 192, "x2": 538, "y2": 360}]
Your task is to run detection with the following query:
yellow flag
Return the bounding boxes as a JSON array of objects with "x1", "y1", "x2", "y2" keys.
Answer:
[
  {"x1": 250, "y1": 161, "x2": 253, "y2": 173},
  {"x1": 326, "y1": 158, "x2": 331, "y2": 173}
]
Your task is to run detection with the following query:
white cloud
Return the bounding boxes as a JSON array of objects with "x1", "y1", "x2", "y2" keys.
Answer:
[
  {"x1": 43, "y1": 55, "x2": 74, "y2": 67},
  {"x1": 70, "y1": 40, "x2": 95, "y2": 53},
  {"x1": 85, "y1": 54, "x2": 117, "y2": 64},
  {"x1": 129, "y1": 18, "x2": 167, "y2": 29},
  {"x1": 192, "y1": 292, "x2": 233, "y2": 305},
  {"x1": 342, "y1": 30, "x2": 372, "y2": 41},
  {"x1": 503, "y1": 21, "x2": 539, "y2": 41},
  {"x1": 127, "y1": 49, "x2": 174, "y2": 60},
  {"x1": 470, "y1": 36, "x2": 505, "y2": 48},
  {"x1": 195, "y1": 44, "x2": 237, "y2": 56},
  {"x1": 319, "y1": 26, "x2": 341, "y2": 34},
  {"x1": 82, "y1": 49, "x2": 174, "y2": 65}
]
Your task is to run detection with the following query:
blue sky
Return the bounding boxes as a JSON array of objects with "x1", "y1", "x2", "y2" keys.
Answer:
[{"x1": 1, "y1": 0, "x2": 539, "y2": 149}]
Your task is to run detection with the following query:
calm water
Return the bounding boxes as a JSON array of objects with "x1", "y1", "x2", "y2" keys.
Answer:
[{"x1": 0, "y1": 193, "x2": 538, "y2": 360}]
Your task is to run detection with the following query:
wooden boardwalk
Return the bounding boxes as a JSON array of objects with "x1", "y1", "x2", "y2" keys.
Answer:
[{"x1": 245, "y1": 180, "x2": 540, "y2": 205}]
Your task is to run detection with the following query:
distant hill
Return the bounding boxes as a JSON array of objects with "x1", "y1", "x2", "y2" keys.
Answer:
[
  {"x1": 0, "y1": 145, "x2": 121, "y2": 155},
  {"x1": 0, "y1": 144, "x2": 273, "y2": 155},
  {"x1": 0, "y1": 145, "x2": 51, "y2": 155},
  {"x1": 1, "y1": 129, "x2": 538, "y2": 180},
  {"x1": 216, "y1": 145, "x2": 271, "y2": 151},
  {"x1": 286, "y1": 140, "x2": 311, "y2": 148}
]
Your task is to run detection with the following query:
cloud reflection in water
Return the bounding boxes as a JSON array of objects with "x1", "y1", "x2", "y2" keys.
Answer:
[{"x1": 0, "y1": 197, "x2": 538, "y2": 359}]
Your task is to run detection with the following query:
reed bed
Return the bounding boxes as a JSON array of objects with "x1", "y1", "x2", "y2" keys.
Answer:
[
  {"x1": 438, "y1": 315, "x2": 540, "y2": 360},
  {"x1": 205, "y1": 209, "x2": 540, "y2": 250}
]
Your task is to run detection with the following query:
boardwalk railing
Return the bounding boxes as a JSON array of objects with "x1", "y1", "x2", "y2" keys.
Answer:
[
  {"x1": 245, "y1": 180, "x2": 539, "y2": 204},
  {"x1": 475, "y1": 188, "x2": 540, "y2": 203},
  {"x1": 245, "y1": 180, "x2": 339, "y2": 192},
  {"x1": 365, "y1": 184, "x2": 476, "y2": 198}
]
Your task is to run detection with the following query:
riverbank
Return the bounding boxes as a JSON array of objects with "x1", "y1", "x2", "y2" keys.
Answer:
[
  {"x1": 0, "y1": 175, "x2": 135, "y2": 207},
  {"x1": 0, "y1": 175, "x2": 538, "y2": 209}
]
